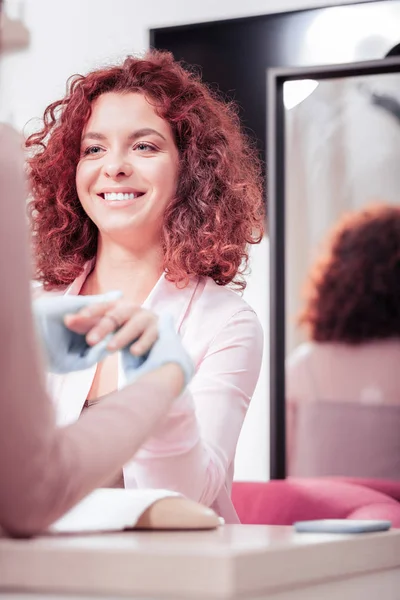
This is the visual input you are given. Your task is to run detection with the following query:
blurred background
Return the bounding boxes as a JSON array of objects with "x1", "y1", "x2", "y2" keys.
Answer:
[{"x1": 1, "y1": 0, "x2": 399, "y2": 482}]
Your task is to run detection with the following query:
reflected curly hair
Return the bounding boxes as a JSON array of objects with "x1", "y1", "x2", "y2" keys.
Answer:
[
  {"x1": 26, "y1": 50, "x2": 264, "y2": 291},
  {"x1": 299, "y1": 204, "x2": 400, "y2": 344}
]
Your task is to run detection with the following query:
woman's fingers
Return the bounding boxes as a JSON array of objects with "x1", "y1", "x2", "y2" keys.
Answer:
[
  {"x1": 83, "y1": 302, "x2": 157, "y2": 350},
  {"x1": 84, "y1": 308, "x2": 127, "y2": 346},
  {"x1": 64, "y1": 298, "x2": 160, "y2": 356},
  {"x1": 107, "y1": 313, "x2": 159, "y2": 354},
  {"x1": 63, "y1": 301, "x2": 114, "y2": 335},
  {"x1": 128, "y1": 324, "x2": 159, "y2": 356}
]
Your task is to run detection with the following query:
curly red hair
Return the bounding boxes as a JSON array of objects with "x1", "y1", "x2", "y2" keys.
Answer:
[
  {"x1": 26, "y1": 50, "x2": 264, "y2": 291},
  {"x1": 299, "y1": 204, "x2": 400, "y2": 344}
]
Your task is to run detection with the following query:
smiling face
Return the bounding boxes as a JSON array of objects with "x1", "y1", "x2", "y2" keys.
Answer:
[{"x1": 76, "y1": 92, "x2": 180, "y2": 249}]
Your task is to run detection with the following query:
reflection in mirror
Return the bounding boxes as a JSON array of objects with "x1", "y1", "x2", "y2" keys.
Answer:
[{"x1": 284, "y1": 72, "x2": 400, "y2": 480}]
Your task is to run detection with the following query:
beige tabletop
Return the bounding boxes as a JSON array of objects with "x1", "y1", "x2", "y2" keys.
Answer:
[{"x1": 0, "y1": 525, "x2": 399, "y2": 599}]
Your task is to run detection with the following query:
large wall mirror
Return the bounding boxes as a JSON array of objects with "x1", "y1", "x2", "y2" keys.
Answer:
[{"x1": 268, "y1": 57, "x2": 400, "y2": 480}]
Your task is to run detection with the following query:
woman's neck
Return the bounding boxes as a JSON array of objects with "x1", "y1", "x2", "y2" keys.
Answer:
[{"x1": 82, "y1": 237, "x2": 164, "y2": 305}]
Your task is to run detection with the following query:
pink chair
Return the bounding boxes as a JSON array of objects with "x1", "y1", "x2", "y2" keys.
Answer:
[{"x1": 232, "y1": 478, "x2": 400, "y2": 526}]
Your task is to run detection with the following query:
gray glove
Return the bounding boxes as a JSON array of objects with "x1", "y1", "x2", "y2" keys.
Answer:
[
  {"x1": 121, "y1": 313, "x2": 194, "y2": 388},
  {"x1": 33, "y1": 291, "x2": 122, "y2": 374}
]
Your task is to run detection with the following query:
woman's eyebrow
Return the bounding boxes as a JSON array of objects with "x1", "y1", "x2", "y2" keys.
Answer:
[
  {"x1": 129, "y1": 128, "x2": 167, "y2": 141},
  {"x1": 81, "y1": 128, "x2": 167, "y2": 142},
  {"x1": 81, "y1": 132, "x2": 107, "y2": 142}
]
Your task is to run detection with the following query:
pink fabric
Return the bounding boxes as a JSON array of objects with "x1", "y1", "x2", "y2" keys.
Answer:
[
  {"x1": 286, "y1": 341, "x2": 400, "y2": 477},
  {"x1": 232, "y1": 478, "x2": 400, "y2": 527},
  {"x1": 287, "y1": 340, "x2": 400, "y2": 406},
  {"x1": 289, "y1": 401, "x2": 400, "y2": 479},
  {"x1": 41, "y1": 263, "x2": 263, "y2": 523}
]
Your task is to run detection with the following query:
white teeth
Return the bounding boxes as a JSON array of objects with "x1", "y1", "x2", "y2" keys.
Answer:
[{"x1": 104, "y1": 192, "x2": 137, "y2": 201}]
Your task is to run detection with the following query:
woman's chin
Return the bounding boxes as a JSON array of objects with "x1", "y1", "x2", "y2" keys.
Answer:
[{"x1": 96, "y1": 220, "x2": 154, "y2": 247}]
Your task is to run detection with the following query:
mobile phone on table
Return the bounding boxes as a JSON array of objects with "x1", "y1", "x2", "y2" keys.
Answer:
[{"x1": 294, "y1": 519, "x2": 391, "y2": 534}]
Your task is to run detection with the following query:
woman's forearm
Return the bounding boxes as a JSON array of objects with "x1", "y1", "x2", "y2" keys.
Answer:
[{"x1": 0, "y1": 361, "x2": 184, "y2": 536}]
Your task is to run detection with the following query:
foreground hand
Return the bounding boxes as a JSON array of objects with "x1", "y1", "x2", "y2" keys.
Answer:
[
  {"x1": 64, "y1": 299, "x2": 159, "y2": 358},
  {"x1": 65, "y1": 300, "x2": 194, "y2": 387},
  {"x1": 33, "y1": 291, "x2": 122, "y2": 373}
]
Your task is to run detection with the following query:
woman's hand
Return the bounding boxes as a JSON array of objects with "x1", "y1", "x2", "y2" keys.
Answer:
[
  {"x1": 34, "y1": 293, "x2": 194, "y2": 386},
  {"x1": 65, "y1": 299, "x2": 194, "y2": 387},
  {"x1": 33, "y1": 291, "x2": 122, "y2": 374},
  {"x1": 64, "y1": 299, "x2": 159, "y2": 358}
]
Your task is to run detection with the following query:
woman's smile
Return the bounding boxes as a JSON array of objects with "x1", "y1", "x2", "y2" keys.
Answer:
[
  {"x1": 96, "y1": 187, "x2": 147, "y2": 208},
  {"x1": 76, "y1": 92, "x2": 179, "y2": 242}
]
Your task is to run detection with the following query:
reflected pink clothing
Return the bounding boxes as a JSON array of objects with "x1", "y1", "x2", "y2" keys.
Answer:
[
  {"x1": 286, "y1": 340, "x2": 400, "y2": 472},
  {"x1": 44, "y1": 263, "x2": 263, "y2": 523}
]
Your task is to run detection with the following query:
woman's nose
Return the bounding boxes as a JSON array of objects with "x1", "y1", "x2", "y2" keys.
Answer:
[{"x1": 104, "y1": 156, "x2": 133, "y2": 178}]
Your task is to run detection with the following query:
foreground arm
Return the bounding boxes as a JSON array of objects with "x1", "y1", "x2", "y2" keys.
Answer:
[{"x1": 0, "y1": 126, "x2": 186, "y2": 536}]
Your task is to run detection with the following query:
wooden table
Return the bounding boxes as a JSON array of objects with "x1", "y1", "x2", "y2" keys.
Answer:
[{"x1": 0, "y1": 525, "x2": 399, "y2": 599}]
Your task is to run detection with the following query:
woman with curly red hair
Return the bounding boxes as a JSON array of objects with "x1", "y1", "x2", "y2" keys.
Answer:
[
  {"x1": 286, "y1": 204, "x2": 400, "y2": 478},
  {"x1": 27, "y1": 50, "x2": 264, "y2": 523}
]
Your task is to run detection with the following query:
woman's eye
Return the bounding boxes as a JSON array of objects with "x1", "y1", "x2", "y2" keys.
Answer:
[
  {"x1": 83, "y1": 146, "x2": 103, "y2": 156},
  {"x1": 134, "y1": 142, "x2": 156, "y2": 152}
]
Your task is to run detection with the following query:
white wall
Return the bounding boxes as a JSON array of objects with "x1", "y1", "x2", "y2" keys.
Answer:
[{"x1": 0, "y1": 0, "x2": 375, "y2": 481}]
